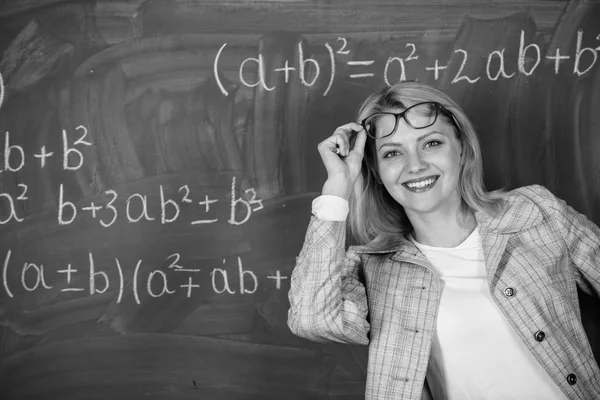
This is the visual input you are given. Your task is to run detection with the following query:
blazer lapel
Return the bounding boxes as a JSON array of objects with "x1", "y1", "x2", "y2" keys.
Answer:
[
  {"x1": 390, "y1": 237, "x2": 432, "y2": 268},
  {"x1": 477, "y1": 226, "x2": 509, "y2": 279},
  {"x1": 475, "y1": 191, "x2": 544, "y2": 278},
  {"x1": 352, "y1": 233, "x2": 434, "y2": 272}
]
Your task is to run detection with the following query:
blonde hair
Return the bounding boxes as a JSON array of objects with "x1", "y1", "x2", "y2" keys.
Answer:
[{"x1": 348, "y1": 81, "x2": 505, "y2": 244}]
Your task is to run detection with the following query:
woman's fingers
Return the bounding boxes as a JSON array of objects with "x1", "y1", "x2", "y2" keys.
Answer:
[
  {"x1": 341, "y1": 122, "x2": 364, "y2": 156},
  {"x1": 317, "y1": 123, "x2": 367, "y2": 181},
  {"x1": 316, "y1": 122, "x2": 367, "y2": 197},
  {"x1": 348, "y1": 128, "x2": 367, "y2": 161},
  {"x1": 317, "y1": 134, "x2": 341, "y2": 159},
  {"x1": 320, "y1": 123, "x2": 363, "y2": 157},
  {"x1": 332, "y1": 129, "x2": 349, "y2": 156},
  {"x1": 329, "y1": 127, "x2": 350, "y2": 156}
]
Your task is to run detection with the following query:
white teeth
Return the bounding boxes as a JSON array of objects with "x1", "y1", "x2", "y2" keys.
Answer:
[{"x1": 406, "y1": 178, "x2": 435, "y2": 189}]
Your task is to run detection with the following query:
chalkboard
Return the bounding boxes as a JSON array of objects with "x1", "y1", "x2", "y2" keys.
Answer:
[{"x1": 0, "y1": 1, "x2": 599, "y2": 399}]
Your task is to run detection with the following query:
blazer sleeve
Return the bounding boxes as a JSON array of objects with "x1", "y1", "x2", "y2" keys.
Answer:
[
  {"x1": 287, "y1": 217, "x2": 370, "y2": 345},
  {"x1": 538, "y1": 185, "x2": 600, "y2": 298}
]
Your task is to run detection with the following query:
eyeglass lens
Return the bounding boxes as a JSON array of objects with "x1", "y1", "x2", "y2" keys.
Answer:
[{"x1": 364, "y1": 102, "x2": 439, "y2": 139}]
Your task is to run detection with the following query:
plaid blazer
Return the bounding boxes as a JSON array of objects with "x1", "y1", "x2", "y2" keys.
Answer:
[{"x1": 288, "y1": 185, "x2": 600, "y2": 400}]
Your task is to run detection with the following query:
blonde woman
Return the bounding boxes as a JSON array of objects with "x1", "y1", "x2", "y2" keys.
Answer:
[{"x1": 288, "y1": 81, "x2": 600, "y2": 400}]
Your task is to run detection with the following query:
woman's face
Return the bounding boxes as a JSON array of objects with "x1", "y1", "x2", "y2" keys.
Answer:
[{"x1": 374, "y1": 109, "x2": 463, "y2": 219}]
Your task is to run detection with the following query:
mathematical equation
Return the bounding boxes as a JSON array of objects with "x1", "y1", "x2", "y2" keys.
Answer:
[
  {"x1": 214, "y1": 30, "x2": 600, "y2": 96},
  {"x1": 0, "y1": 127, "x2": 264, "y2": 226},
  {"x1": 1, "y1": 250, "x2": 289, "y2": 305}
]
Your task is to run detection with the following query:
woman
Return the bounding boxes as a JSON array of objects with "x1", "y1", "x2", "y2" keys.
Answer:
[{"x1": 287, "y1": 81, "x2": 600, "y2": 400}]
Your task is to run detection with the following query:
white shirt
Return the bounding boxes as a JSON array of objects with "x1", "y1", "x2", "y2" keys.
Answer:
[
  {"x1": 312, "y1": 195, "x2": 568, "y2": 400},
  {"x1": 410, "y1": 228, "x2": 567, "y2": 400}
]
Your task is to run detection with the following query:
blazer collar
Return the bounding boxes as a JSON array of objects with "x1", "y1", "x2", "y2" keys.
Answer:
[
  {"x1": 352, "y1": 191, "x2": 544, "y2": 257},
  {"x1": 352, "y1": 233, "x2": 428, "y2": 266},
  {"x1": 473, "y1": 192, "x2": 543, "y2": 235}
]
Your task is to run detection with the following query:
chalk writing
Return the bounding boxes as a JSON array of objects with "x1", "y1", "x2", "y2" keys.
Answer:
[
  {"x1": 274, "y1": 60, "x2": 295, "y2": 83},
  {"x1": 21, "y1": 261, "x2": 53, "y2": 292},
  {"x1": 239, "y1": 53, "x2": 276, "y2": 92},
  {"x1": 0, "y1": 71, "x2": 4, "y2": 112},
  {"x1": 229, "y1": 177, "x2": 264, "y2": 226},
  {"x1": 2, "y1": 131, "x2": 25, "y2": 173},
  {"x1": 425, "y1": 59, "x2": 448, "y2": 81},
  {"x1": 1, "y1": 250, "x2": 289, "y2": 304},
  {"x1": 57, "y1": 263, "x2": 85, "y2": 292},
  {"x1": 547, "y1": 47, "x2": 570, "y2": 75},
  {"x1": 451, "y1": 49, "x2": 480, "y2": 84},
  {"x1": 298, "y1": 42, "x2": 320, "y2": 88},
  {"x1": 89, "y1": 252, "x2": 110, "y2": 295},
  {"x1": 383, "y1": 44, "x2": 419, "y2": 86},
  {"x1": 573, "y1": 30, "x2": 600, "y2": 76},
  {"x1": 0, "y1": 184, "x2": 28, "y2": 224},
  {"x1": 0, "y1": 118, "x2": 275, "y2": 307},
  {"x1": 267, "y1": 270, "x2": 288, "y2": 290},
  {"x1": 0, "y1": 126, "x2": 91, "y2": 174},
  {"x1": 324, "y1": 43, "x2": 335, "y2": 96},
  {"x1": 211, "y1": 257, "x2": 258, "y2": 295},
  {"x1": 215, "y1": 30, "x2": 600, "y2": 96},
  {"x1": 193, "y1": 195, "x2": 218, "y2": 224},
  {"x1": 214, "y1": 43, "x2": 229, "y2": 95},
  {"x1": 2, "y1": 250, "x2": 13, "y2": 298},
  {"x1": 211, "y1": 259, "x2": 234, "y2": 295},
  {"x1": 53, "y1": 176, "x2": 263, "y2": 227},
  {"x1": 335, "y1": 37, "x2": 350, "y2": 55},
  {"x1": 487, "y1": 49, "x2": 515, "y2": 81},
  {"x1": 147, "y1": 269, "x2": 176, "y2": 298},
  {"x1": 347, "y1": 60, "x2": 375, "y2": 79},
  {"x1": 180, "y1": 275, "x2": 200, "y2": 298},
  {"x1": 33, "y1": 146, "x2": 54, "y2": 168},
  {"x1": 518, "y1": 32, "x2": 540, "y2": 76},
  {"x1": 0, "y1": 177, "x2": 264, "y2": 228},
  {"x1": 63, "y1": 125, "x2": 92, "y2": 171},
  {"x1": 168, "y1": 252, "x2": 200, "y2": 273},
  {"x1": 0, "y1": 124, "x2": 263, "y2": 227}
]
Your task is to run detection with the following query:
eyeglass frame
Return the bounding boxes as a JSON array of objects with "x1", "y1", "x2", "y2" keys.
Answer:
[{"x1": 360, "y1": 101, "x2": 458, "y2": 140}]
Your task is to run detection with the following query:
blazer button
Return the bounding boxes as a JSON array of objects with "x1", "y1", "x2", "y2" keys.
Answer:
[
  {"x1": 566, "y1": 373, "x2": 577, "y2": 385},
  {"x1": 504, "y1": 287, "x2": 515, "y2": 297},
  {"x1": 534, "y1": 330, "x2": 545, "y2": 342}
]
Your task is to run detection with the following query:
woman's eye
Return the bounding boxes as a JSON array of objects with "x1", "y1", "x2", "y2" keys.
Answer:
[
  {"x1": 424, "y1": 140, "x2": 442, "y2": 148},
  {"x1": 383, "y1": 150, "x2": 402, "y2": 158}
]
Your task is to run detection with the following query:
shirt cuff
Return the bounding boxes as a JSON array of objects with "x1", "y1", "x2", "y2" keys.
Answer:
[{"x1": 311, "y1": 195, "x2": 349, "y2": 221}]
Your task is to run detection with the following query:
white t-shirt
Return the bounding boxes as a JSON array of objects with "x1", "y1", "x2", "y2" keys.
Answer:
[{"x1": 410, "y1": 228, "x2": 567, "y2": 400}]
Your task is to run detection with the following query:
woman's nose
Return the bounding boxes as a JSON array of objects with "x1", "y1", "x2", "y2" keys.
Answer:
[{"x1": 407, "y1": 151, "x2": 427, "y2": 173}]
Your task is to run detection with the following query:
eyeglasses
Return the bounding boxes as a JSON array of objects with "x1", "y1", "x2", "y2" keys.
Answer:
[{"x1": 360, "y1": 101, "x2": 454, "y2": 140}]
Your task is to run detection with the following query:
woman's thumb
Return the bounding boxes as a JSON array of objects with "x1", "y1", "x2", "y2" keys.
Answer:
[{"x1": 349, "y1": 129, "x2": 367, "y2": 160}]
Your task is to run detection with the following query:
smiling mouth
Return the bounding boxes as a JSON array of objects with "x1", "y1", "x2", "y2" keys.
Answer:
[{"x1": 402, "y1": 176, "x2": 439, "y2": 192}]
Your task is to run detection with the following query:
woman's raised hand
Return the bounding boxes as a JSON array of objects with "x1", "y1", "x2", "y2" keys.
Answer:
[{"x1": 317, "y1": 122, "x2": 367, "y2": 200}]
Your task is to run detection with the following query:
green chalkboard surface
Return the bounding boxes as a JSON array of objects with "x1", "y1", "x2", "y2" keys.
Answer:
[{"x1": 0, "y1": 0, "x2": 599, "y2": 399}]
